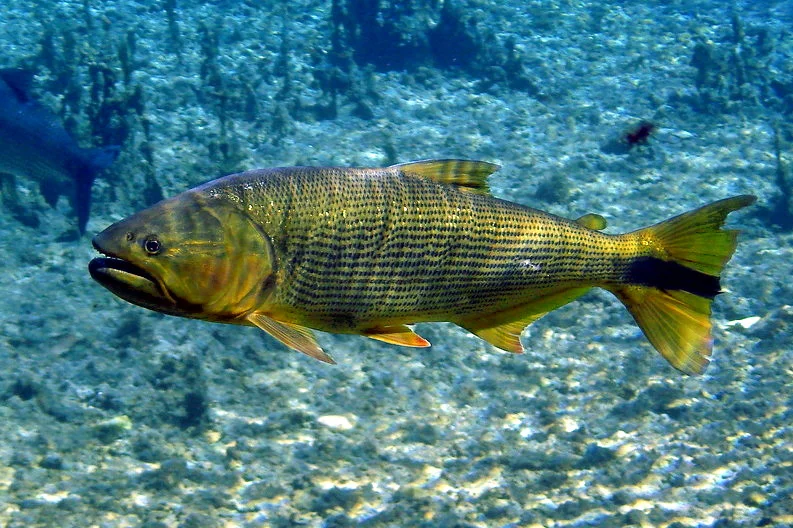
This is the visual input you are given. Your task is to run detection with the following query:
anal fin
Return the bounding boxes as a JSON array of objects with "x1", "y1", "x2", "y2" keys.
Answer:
[
  {"x1": 463, "y1": 314, "x2": 543, "y2": 353},
  {"x1": 247, "y1": 313, "x2": 336, "y2": 364},
  {"x1": 459, "y1": 287, "x2": 591, "y2": 353},
  {"x1": 363, "y1": 325, "x2": 431, "y2": 347}
]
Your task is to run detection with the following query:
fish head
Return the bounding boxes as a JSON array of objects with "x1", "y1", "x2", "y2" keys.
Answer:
[{"x1": 89, "y1": 191, "x2": 275, "y2": 321}]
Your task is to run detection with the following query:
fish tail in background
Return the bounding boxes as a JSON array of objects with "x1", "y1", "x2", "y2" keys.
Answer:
[
  {"x1": 608, "y1": 195, "x2": 757, "y2": 375},
  {"x1": 74, "y1": 145, "x2": 120, "y2": 233},
  {"x1": 88, "y1": 145, "x2": 121, "y2": 173}
]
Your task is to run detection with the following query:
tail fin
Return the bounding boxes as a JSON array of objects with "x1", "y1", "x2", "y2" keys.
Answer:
[
  {"x1": 74, "y1": 145, "x2": 120, "y2": 233},
  {"x1": 609, "y1": 195, "x2": 756, "y2": 375},
  {"x1": 87, "y1": 145, "x2": 121, "y2": 174}
]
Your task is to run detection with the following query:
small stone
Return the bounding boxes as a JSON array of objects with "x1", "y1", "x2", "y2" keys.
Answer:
[
  {"x1": 179, "y1": 512, "x2": 219, "y2": 528},
  {"x1": 92, "y1": 415, "x2": 132, "y2": 443},
  {"x1": 311, "y1": 487, "x2": 361, "y2": 514},
  {"x1": 725, "y1": 315, "x2": 761, "y2": 329},
  {"x1": 317, "y1": 415, "x2": 355, "y2": 430},
  {"x1": 39, "y1": 453, "x2": 63, "y2": 470},
  {"x1": 578, "y1": 443, "x2": 616, "y2": 468},
  {"x1": 404, "y1": 422, "x2": 439, "y2": 445}
]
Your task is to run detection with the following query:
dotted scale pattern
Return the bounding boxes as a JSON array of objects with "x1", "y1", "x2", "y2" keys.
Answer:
[{"x1": 199, "y1": 166, "x2": 644, "y2": 332}]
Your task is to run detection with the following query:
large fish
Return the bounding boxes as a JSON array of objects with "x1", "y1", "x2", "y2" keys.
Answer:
[
  {"x1": 0, "y1": 69, "x2": 119, "y2": 233},
  {"x1": 89, "y1": 160, "x2": 755, "y2": 374}
]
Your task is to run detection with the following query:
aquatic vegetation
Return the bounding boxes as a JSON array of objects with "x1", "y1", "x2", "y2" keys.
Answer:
[
  {"x1": 0, "y1": 1, "x2": 786, "y2": 526},
  {"x1": 756, "y1": 123, "x2": 793, "y2": 230},
  {"x1": 140, "y1": 114, "x2": 164, "y2": 206},
  {"x1": 195, "y1": 21, "x2": 249, "y2": 174},
  {"x1": 163, "y1": 0, "x2": 182, "y2": 58},
  {"x1": 324, "y1": 0, "x2": 537, "y2": 96},
  {"x1": 685, "y1": 13, "x2": 776, "y2": 115},
  {"x1": 92, "y1": 415, "x2": 132, "y2": 444},
  {"x1": 22, "y1": 7, "x2": 161, "y2": 222},
  {"x1": 331, "y1": 0, "x2": 434, "y2": 71}
]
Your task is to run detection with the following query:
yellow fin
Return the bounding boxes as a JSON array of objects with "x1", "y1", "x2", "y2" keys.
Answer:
[
  {"x1": 463, "y1": 314, "x2": 543, "y2": 353},
  {"x1": 247, "y1": 313, "x2": 336, "y2": 364},
  {"x1": 459, "y1": 287, "x2": 591, "y2": 353},
  {"x1": 576, "y1": 213, "x2": 607, "y2": 230},
  {"x1": 363, "y1": 325, "x2": 431, "y2": 347},
  {"x1": 635, "y1": 195, "x2": 756, "y2": 275},
  {"x1": 391, "y1": 159, "x2": 500, "y2": 194},
  {"x1": 613, "y1": 286, "x2": 712, "y2": 375},
  {"x1": 610, "y1": 194, "x2": 756, "y2": 374}
]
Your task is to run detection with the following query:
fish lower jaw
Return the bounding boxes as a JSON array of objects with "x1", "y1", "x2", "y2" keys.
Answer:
[
  {"x1": 88, "y1": 255, "x2": 177, "y2": 308},
  {"x1": 88, "y1": 256, "x2": 156, "y2": 285}
]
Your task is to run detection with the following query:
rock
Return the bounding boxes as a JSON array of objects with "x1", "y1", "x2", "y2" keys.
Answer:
[
  {"x1": 403, "y1": 422, "x2": 439, "y2": 445},
  {"x1": 317, "y1": 414, "x2": 355, "y2": 431},
  {"x1": 577, "y1": 442, "x2": 616, "y2": 468},
  {"x1": 91, "y1": 415, "x2": 132, "y2": 444},
  {"x1": 39, "y1": 453, "x2": 63, "y2": 470}
]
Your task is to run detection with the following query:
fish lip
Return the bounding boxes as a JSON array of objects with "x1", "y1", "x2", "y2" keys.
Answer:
[
  {"x1": 89, "y1": 239, "x2": 158, "y2": 285},
  {"x1": 88, "y1": 240, "x2": 176, "y2": 305},
  {"x1": 88, "y1": 255, "x2": 158, "y2": 285}
]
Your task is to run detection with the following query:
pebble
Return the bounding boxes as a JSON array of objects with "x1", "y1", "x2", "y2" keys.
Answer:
[{"x1": 317, "y1": 415, "x2": 356, "y2": 431}]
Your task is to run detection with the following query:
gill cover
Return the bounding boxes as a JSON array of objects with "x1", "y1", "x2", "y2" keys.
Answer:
[{"x1": 91, "y1": 191, "x2": 275, "y2": 320}]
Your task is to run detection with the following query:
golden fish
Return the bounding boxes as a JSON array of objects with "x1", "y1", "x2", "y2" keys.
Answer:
[{"x1": 88, "y1": 160, "x2": 755, "y2": 374}]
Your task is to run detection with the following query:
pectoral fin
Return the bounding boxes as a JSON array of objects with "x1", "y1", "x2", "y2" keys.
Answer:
[
  {"x1": 247, "y1": 313, "x2": 336, "y2": 364},
  {"x1": 363, "y1": 325, "x2": 431, "y2": 347}
]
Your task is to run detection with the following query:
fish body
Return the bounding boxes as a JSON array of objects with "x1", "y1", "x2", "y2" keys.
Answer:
[
  {"x1": 0, "y1": 69, "x2": 119, "y2": 233},
  {"x1": 89, "y1": 160, "x2": 754, "y2": 374}
]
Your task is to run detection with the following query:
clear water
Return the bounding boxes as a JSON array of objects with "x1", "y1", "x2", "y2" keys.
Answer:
[{"x1": 0, "y1": 1, "x2": 789, "y2": 526}]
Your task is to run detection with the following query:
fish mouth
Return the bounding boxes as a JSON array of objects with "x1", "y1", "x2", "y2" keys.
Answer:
[{"x1": 89, "y1": 240, "x2": 176, "y2": 309}]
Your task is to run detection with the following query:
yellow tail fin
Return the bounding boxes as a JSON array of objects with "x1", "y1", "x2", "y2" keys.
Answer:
[{"x1": 610, "y1": 195, "x2": 756, "y2": 375}]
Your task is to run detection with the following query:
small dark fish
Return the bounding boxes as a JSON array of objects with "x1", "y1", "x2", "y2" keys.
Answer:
[
  {"x1": 0, "y1": 69, "x2": 119, "y2": 233},
  {"x1": 624, "y1": 120, "x2": 656, "y2": 146},
  {"x1": 600, "y1": 120, "x2": 657, "y2": 155}
]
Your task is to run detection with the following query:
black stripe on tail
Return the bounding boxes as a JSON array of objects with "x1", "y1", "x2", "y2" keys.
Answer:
[{"x1": 624, "y1": 256, "x2": 721, "y2": 299}]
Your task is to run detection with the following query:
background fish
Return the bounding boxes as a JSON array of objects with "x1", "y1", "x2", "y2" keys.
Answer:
[
  {"x1": 89, "y1": 160, "x2": 754, "y2": 375},
  {"x1": 0, "y1": 68, "x2": 119, "y2": 233}
]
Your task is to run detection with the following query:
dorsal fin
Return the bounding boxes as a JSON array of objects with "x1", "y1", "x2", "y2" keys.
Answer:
[
  {"x1": 576, "y1": 213, "x2": 607, "y2": 230},
  {"x1": 391, "y1": 159, "x2": 500, "y2": 195}
]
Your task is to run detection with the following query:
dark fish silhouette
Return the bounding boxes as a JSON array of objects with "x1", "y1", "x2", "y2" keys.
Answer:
[{"x1": 0, "y1": 69, "x2": 119, "y2": 233}]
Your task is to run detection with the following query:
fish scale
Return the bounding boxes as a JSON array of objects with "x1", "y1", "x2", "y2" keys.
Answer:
[
  {"x1": 208, "y1": 166, "x2": 630, "y2": 328},
  {"x1": 89, "y1": 159, "x2": 754, "y2": 374}
]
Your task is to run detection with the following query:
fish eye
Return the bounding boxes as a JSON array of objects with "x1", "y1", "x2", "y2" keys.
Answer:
[{"x1": 143, "y1": 236, "x2": 162, "y2": 255}]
